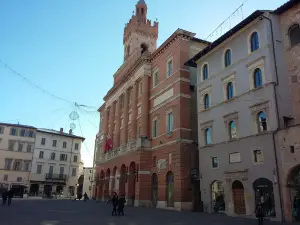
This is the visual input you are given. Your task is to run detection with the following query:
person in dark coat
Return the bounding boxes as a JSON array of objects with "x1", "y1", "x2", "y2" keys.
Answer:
[
  {"x1": 118, "y1": 194, "x2": 126, "y2": 216},
  {"x1": 2, "y1": 190, "x2": 8, "y2": 206},
  {"x1": 83, "y1": 192, "x2": 88, "y2": 202},
  {"x1": 255, "y1": 202, "x2": 264, "y2": 225},
  {"x1": 7, "y1": 189, "x2": 13, "y2": 206},
  {"x1": 111, "y1": 192, "x2": 118, "y2": 216}
]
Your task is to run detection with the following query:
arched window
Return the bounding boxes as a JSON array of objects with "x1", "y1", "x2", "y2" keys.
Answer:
[
  {"x1": 203, "y1": 64, "x2": 208, "y2": 80},
  {"x1": 224, "y1": 49, "x2": 231, "y2": 67},
  {"x1": 205, "y1": 128, "x2": 212, "y2": 145},
  {"x1": 229, "y1": 121, "x2": 237, "y2": 139},
  {"x1": 253, "y1": 68, "x2": 263, "y2": 88},
  {"x1": 227, "y1": 82, "x2": 234, "y2": 100},
  {"x1": 289, "y1": 24, "x2": 300, "y2": 47},
  {"x1": 257, "y1": 111, "x2": 267, "y2": 133},
  {"x1": 204, "y1": 94, "x2": 210, "y2": 109},
  {"x1": 250, "y1": 32, "x2": 259, "y2": 52}
]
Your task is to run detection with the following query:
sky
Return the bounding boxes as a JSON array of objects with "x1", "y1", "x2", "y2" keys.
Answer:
[{"x1": 0, "y1": 0, "x2": 287, "y2": 167}]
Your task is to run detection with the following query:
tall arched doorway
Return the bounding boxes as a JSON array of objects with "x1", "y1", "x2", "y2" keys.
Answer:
[
  {"x1": 232, "y1": 180, "x2": 246, "y2": 215},
  {"x1": 211, "y1": 180, "x2": 225, "y2": 213},
  {"x1": 111, "y1": 166, "x2": 117, "y2": 193},
  {"x1": 287, "y1": 165, "x2": 300, "y2": 221},
  {"x1": 166, "y1": 171, "x2": 174, "y2": 207},
  {"x1": 77, "y1": 174, "x2": 84, "y2": 198},
  {"x1": 128, "y1": 162, "x2": 136, "y2": 206},
  {"x1": 119, "y1": 164, "x2": 126, "y2": 195},
  {"x1": 152, "y1": 173, "x2": 158, "y2": 207},
  {"x1": 99, "y1": 170, "x2": 105, "y2": 199},
  {"x1": 104, "y1": 169, "x2": 110, "y2": 199},
  {"x1": 253, "y1": 178, "x2": 275, "y2": 217}
]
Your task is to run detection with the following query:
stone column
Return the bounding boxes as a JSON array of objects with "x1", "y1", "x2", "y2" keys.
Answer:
[
  {"x1": 115, "y1": 98, "x2": 121, "y2": 147},
  {"x1": 109, "y1": 103, "x2": 115, "y2": 137},
  {"x1": 103, "y1": 109, "x2": 109, "y2": 153},
  {"x1": 141, "y1": 75, "x2": 150, "y2": 137},
  {"x1": 130, "y1": 83, "x2": 138, "y2": 140},
  {"x1": 121, "y1": 89, "x2": 129, "y2": 145}
]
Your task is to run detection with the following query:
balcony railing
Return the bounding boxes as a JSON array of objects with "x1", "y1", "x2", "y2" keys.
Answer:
[
  {"x1": 45, "y1": 173, "x2": 67, "y2": 181},
  {"x1": 96, "y1": 137, "x2": 151, "y2": 164}
]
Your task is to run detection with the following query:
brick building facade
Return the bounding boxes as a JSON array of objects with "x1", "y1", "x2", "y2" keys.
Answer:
[
  {"x1": 274, "y1": 0, "x2": 300, "y2": 222},
  {"x1": 93, "y1": 0, "x2": 209, "y2": 210}
]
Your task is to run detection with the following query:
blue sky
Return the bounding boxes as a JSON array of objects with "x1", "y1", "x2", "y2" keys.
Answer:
[{"x1": 0, "y1": 0, "x2": 287, "y2": 166}]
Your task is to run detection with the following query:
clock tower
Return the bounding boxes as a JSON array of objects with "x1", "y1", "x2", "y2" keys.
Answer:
[{"x1": 123, "y1": 0, "x2": 159, "y2": 61}]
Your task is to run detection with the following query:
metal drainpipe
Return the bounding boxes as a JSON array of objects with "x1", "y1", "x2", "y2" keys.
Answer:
[{"x1": 260, "y1": 14, "x2": 284, "y2": 221}]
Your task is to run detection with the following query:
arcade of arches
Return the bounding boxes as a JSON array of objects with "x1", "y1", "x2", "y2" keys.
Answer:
[{"x1": 94, "y1": 162, "x2": 194, "y2": 210}]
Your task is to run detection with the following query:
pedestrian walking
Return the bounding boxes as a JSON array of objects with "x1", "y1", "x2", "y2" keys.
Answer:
[
  {"x1": 7, "y1": 189, "x2": 13, "y2": 206},
  {"x1": 255, "y1": 202, "x2": 264, "y2": 225},
  {"x1": 83, "y1": 192, "x2": 88, "y2": 202},
  {"x1": 117, "y1": 194, "x2": 126, "y2": 216},
  {"x1": 2, "y1": 189, "x2": 8, "y2": 206},
  {"x1": 111, "y1": 192, "x2": 118, "y2": 216}
]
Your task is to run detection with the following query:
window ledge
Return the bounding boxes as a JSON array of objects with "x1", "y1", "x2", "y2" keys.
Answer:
[
  {"x1": 224, "y1": 97, "x2": 236, "y2": 104},
  {"x1": 250, "y1": 85, "x2": 264, "y2": 92},
  {"x1": 227, "y1": 138, "x2": 238, "y2": 143},
  {"x1": 201, "y1": 108, "x2": 212, "y2": 113},
  {"x1": 253, "y1": 162, "x2": 264, "y2": 165},
  {"x1": 166, "y1": 132, "x2": 173, "y2": 137},
  {"x1": 212, "y1": 167, "x2": 220, "y2": 170},
  {"x1": 204, "y1": 144, "x2": 213, "y2": 147},
  {"x1": 257, "y1": 130, "x2": 269, "y2": 135}
]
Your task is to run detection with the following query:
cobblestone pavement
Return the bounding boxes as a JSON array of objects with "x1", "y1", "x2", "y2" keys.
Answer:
[{"x1": 0, "y1": 200, "x2": 296, "y2": 225}]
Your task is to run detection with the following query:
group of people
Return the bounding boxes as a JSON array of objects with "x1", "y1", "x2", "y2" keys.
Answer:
[
  {"x1": 111, "y1": 192, "x2": 126, "y2": 216},
  {"x1": 1, "y1": 189, "x2": 13, "y2": 206}
]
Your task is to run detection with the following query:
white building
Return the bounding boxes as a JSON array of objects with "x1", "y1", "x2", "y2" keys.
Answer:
[
  {"x1": 82, "y1": 167, "x2": 93, "y2": 198},
  {"x1": 0, "y1": 123, "x2": 36, "y2": 197},
  {"x1": 29, "y1": 128, "x2": 85, "y2": 198}
]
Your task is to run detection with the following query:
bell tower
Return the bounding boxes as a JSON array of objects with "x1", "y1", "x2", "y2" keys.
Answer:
[{"x1": 123, "y1": 0, "x2": 159, "y2": 61}]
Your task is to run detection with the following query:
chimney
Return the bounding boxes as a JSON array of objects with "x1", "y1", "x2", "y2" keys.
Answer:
[
  {"x1": 60, "y1": 128, "x2": 63, "y2": 135},
  {"x1": 69, "y1": 129, "x2": 72, "y2": 135}
]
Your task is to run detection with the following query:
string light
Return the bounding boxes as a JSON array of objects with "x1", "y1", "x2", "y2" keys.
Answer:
[{"x1": 206, "y1": 0, "x2": 249, "y2": 42}]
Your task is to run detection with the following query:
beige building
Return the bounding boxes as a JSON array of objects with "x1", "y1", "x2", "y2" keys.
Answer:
[
  {"x1": 0, "y1": 123, "x2": 36, "y2": 197},
  {"x1": 29, "y1": 128, "x2": 85, "y2": 198}
]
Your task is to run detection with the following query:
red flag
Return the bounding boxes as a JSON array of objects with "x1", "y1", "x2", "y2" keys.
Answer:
[{"x1": 104, "y1": 135, "x2": 113, "y2": 152}]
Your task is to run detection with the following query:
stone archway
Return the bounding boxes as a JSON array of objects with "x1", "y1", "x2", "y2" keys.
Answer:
[
  {"x1": 111, "y1": 166, "x2": 117, "y2": 193},
  {"x1": 98, "y1": 170, "x2": 105, "y2": 200},
  {"x1": 166, "y1": 171, "x2": 174, "y2": 207},
  {"x1": 77, "y1": 174, "x2": 84, "y2": 198},
  {"x1": 211, "y1": 180, "x2": 225, "y2": 213},
  {"x1": 104, "y1": 169, "x2": 110, "y2": 200},
  {"x1": 152, "y1": 173, "x2": 158, "y2": 207},
  {"x1": 127, "y1": 162, "x2": 136, "y2": 206},
  {"x1": 287, "y1": 165, "x2": 300, "y2": 221},
  {"x1": 119, "y1": 164, "x2": 126, "y2": 195},
  {"x1": 232, "y1": 180, "x2": 246, "y2": 215},
  {"x1": 253, "y1": 178, "x2": 275, "y2": 217}
]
